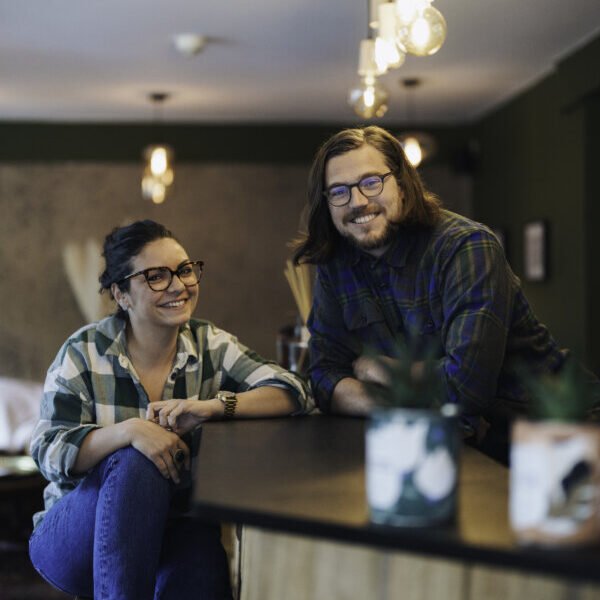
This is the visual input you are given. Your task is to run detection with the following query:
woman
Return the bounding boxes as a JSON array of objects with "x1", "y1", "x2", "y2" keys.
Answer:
[{"x1": 29, "y1": 220, "x2": 312, "y2": 600}]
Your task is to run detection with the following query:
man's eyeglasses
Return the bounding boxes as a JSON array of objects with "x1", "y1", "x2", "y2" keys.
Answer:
[
  {"x1": 119, "y1": 260, "x2": 204, "y2": 292},
  {"x1": 323, "y1": 171, "x2": 395, "y2": 207}
]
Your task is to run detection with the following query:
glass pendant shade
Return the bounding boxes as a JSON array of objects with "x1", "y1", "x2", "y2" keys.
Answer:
[
  {"x1": 348, "y1": 78, "x2": 389, "y2": 119},
  {"x1": 395, "y1": 0, "x2": 428, "y2": 26},
  {"x1": 403, "y1": 5, "x2": 446, "y2": 56},
  {"x1": 401, "y1": 136, "x2": 423, "y2": 166},
  {"x1": 398, "y1": 131, "x2": 437, "y2": 167},
  {"x1": 142, "y1": 144, "x2": 174, "y2": 204}
]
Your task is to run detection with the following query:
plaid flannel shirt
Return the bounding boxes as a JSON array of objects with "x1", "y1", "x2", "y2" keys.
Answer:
[
  {"x1": 308, "y1": 210, "x2": 566, "y2": 417},
  {"x1": 31, "y1": 316, "x2": 312, "y2": 526}
]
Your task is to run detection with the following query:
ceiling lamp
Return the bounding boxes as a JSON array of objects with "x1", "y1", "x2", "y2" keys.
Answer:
[
  {"x1": 348, "y1": 9, "x2": 390, "y2": 118},
  {"x1": 141, "y1": 93, "x2": 174, "y2": 205},
  {"x1": 172, "y1": 33, "x2": 207, "y2": 57},
  {"x1": 397, "y1": 78, "x2": 436, "y2": 167},
  {"x1": 347, "y1": 0, "x2": 446, "y2": 119},
  {"x1": 400, "y1": 3, "x2": 447, "y2": 57},
  {"x1": 349, "y1": 77, "x2": 390, "y2": 119},
  {"x1": 398, "y1": 131, "x2": 436, "y2": 167}
]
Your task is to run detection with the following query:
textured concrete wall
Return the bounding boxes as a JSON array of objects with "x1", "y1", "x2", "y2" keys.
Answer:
[{"x1": 0, "y1": 161, "x2": 471, "y2": 382}]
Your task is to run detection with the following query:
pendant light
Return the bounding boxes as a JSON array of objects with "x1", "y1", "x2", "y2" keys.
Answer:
[
  {"x1": 141, "y1": 92, "x2": 174, "y2": 205},
  {"x1": 396, "y1": 0, "x2": 447, "y2": 57},
  {"x1": 397, "y1": 78, "x2": 436, "y2": 167},
  {"x1": 347, "y1": 0, "x2": 446, "y2": 119},
  {"x1": 348, "y1": 5, "x2": 390, "y2": 118}
]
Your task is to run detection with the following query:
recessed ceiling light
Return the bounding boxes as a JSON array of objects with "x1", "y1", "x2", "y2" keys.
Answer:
[{"x1": 172, "y1": 33, "x2": 207, "y2": 57}]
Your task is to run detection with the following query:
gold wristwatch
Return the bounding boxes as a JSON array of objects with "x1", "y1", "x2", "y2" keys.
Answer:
[{"x1": 216, "y1": 390, "x2": 237, "y2": 419}]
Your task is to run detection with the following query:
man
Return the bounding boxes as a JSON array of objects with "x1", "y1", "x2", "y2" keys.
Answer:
[{"x1": 294, "y1": 126, "x2": 568, "y2": 463}]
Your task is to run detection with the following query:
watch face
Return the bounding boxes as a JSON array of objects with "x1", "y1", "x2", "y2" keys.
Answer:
[{"x1": 218, "y1": 390, "x2": 237, "y2": 419}]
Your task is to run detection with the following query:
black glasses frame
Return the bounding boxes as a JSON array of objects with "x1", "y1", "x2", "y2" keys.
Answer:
[
  {"x1": 323, "y1": 171, "x2": 395, "y2": 207},
  {"x1": 118, "y1": 260, "x2": 204, "y2": 292}
]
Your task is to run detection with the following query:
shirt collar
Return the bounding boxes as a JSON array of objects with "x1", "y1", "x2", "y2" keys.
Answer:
[{"x1": 95, "y1": 315, "x2": 199, "y2": 368}]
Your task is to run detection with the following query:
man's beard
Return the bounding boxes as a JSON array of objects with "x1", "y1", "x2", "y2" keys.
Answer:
[{"x1": 341, "y1": 219, "x2": 400, "y2": 252}]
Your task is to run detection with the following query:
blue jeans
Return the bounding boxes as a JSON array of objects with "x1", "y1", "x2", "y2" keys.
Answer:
[{"x1": 29, "y1": 447, "x2": 233, "y2": 600}]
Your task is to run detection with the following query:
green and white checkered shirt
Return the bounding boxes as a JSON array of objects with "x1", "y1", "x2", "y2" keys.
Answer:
[{"x1": 30, "y1": 315, "x2": 312, "y2": 527}]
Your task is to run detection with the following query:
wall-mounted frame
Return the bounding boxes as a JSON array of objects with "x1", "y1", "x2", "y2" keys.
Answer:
[{"x1": 523, "y1": 220, "x2": 548, "y2": 282}]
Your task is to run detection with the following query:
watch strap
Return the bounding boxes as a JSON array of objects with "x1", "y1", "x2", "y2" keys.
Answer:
[{"x1": 217, "y1": 390, "x2": 237, "y2": 419}]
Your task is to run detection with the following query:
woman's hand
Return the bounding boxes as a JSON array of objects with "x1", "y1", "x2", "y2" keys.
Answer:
[
  {"x1": 123, "y1": 418, "x2": 190, "y2": 484},
  {"x1": 146, "y1": 398, "x2": 216, "y2": 436}
]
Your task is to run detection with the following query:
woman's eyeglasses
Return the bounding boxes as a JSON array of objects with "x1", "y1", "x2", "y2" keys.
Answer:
[{"x1": 118, "y1": 260, "x2": 204, "y2": 292}]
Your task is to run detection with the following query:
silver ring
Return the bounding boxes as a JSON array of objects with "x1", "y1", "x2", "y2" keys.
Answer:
[{"x1": 173, "y1": 449, "x2": 185, "y2": 464}]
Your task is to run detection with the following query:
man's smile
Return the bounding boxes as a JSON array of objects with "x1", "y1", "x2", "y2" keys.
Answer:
[
  {"x1": 351, "y1": 213, "x2": 378, "y2": 225},
  {"x1": 345, "y1": 208, "x2": 382, "y2": 225}
]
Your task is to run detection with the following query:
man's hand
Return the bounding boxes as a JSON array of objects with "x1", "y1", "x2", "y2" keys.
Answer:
[
  {"x1": 353, "y1": 355, "x2": 400, "y2": 386},
  {"x1": 353, "y1": 355, "x2": 425, "y2": 386}
]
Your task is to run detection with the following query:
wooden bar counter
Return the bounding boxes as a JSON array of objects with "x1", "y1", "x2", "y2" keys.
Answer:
[{"x1": 193, "y1": 416, "x2": 600, "y2": 600}]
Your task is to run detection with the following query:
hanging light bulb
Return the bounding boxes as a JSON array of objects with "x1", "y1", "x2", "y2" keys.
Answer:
[
  {"x1": 348, "y1": 77, "x2": 389, "y2": 119},
  {"x1": 395, "y1": 0, "x2": 427, "y2": 26},
  {"x1": 142, "y1": 175, "x2": 167, "y2": 205},
  {"x1": 141, "y1": 93, "x2": 175, "y2": 204},
  {"x1": 352, "y1": 36, "x2": 388, "y2": 118},
  {"x1": 397, "y1": 78, "x2": 437, "y2": 167},
  {"x1": 142, "y1": 144, "x2": 175, "y2": 204},
  {"x1": 149, "y1": 147, "x2": 168, "y2": 176},
  {"x1": 375, "y1": 3, "x2": 405, "y2": 72},
  {"x1": 403, "y1": 5, "x2": 446, "y2": 56},
  {"x1": 401, "y1": 136, "x2": 423, "y2": 166}
]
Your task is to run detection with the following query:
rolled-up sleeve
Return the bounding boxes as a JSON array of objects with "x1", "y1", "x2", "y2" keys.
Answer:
[
  {"x1": 205, "y1": 324, "x2": 314, "y2": 414},
  {"x1": 30, "y1": 343, "x2": 100, "y2": 484}
]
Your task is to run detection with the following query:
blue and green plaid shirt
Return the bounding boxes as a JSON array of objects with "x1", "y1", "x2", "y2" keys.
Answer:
[
  {"x1": 308, "y1": 210, "x2": 566, "y2": 416},
  {"x1": 31, "y1": 315, "x2": 312, "y2": 526}
]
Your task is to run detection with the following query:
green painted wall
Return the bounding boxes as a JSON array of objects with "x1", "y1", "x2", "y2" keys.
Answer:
[
  {"x1": 584, "y1": 91, "x2": 600, "y2": 372},
  {"x1": 0, "y1": 122, "x2": 471, "y2": 166},
  {"x1": 473, "y1": 35, "x2": 600, "y2": 370}
]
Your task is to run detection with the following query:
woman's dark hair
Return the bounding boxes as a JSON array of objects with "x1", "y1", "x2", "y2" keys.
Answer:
[
  {"x1": 99, "y1": 220, "x2": 175, "y2": 318},
  {"x1": 292, "y1": 126, "x2": 441, "y2": 264}
]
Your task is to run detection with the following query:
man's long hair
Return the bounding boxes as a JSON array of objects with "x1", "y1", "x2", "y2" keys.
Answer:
[{"x1": 292, "y1": 126, "x2": 441, "y2": 264}]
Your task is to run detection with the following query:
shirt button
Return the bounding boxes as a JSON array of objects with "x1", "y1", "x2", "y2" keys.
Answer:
[{"x1": 118, "y1": 356, "x2": 128, "y2": 367}]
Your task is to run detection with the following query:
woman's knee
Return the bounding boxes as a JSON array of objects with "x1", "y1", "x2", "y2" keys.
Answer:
[
  {"x1": 99, "y1": 446, "x2": 173, "y2": 506},
  {"x1": 104, "y1": 446, "x2": 165, "y2": 482}
]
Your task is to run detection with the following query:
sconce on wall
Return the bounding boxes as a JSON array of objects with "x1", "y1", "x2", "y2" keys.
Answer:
[{"x1": 141, "y1": 92, "x2": 174, "y2": 205}]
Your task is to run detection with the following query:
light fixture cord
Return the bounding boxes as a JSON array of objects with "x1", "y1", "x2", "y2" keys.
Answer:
[
  {"x1": 403, "y1": 78, "x2": 420, "y2": 125},
  {"x1": 149, "y1": 92, "x2": 169, "y2": 124}
]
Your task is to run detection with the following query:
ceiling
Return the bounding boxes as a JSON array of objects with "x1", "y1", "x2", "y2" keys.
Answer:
[{"x1": 0, "y1": 1, "x2": 599, "y2": 125}]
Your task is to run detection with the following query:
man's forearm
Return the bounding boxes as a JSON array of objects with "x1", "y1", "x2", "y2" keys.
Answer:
[{"x1": 330, "y1": 377, "x2": 376, "y2": 416}]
